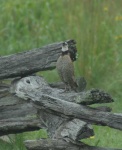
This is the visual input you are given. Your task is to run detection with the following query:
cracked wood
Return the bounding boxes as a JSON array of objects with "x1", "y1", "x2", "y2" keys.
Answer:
[{"x1": 0, "y1": 40, "x2": 76, "y2": 80}]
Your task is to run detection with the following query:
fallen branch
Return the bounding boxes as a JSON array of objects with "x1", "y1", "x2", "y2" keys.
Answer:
[
  {"x1": 0, "y1": 40, "x2": 76, "y2": 80},
  {"x1": 31, "y1": 94, "x2": 122, "y2": 130},
  {"x1": 24, "y1": 139, "x2": 121, "y2": 150},
  {"x1": 0, "y1": 86, "x2": 93, "y2": 139},
  {"x1": 53, "y1": 119, "x2": 94, "y2": 141},
  {"x1": 0, "y1": 118, "x2": 40, "y2": 136},
  {"x1": 0, "y1": 94, "x2": 41, "y2": 136},
  {"x1": 14, "y1": 76, "x2": 122, "y2": 130}
]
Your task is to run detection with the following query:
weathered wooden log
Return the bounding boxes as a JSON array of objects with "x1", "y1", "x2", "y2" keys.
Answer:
[
  {"x1": 37, "y1": 110, "x2": 94, "y2": 140},
  {"x1": 0, "y1": 83, "x2": 10, "y2": 98},
  {"x1": 29, "y1": 94, "x2": 122, "y2": 130},
  {"x1": 53, "y1": 119, "x2": 94, "y2": 142},
  {"x1": 37, "y1": 109, "x2": 66, "y2": 138},
  {"x1": 14, "y1": 76, "x2": 122, "y2": 130},
  {"x1": 0, "y1": 118, "x2": 41, "y2": 136},
  {"x1": 24, "y1": 139, "x2": 122, "y2": 150},
  {"x1": 57, "y1": 88, "x2": 113, "y2": 105},
  {"x1": 0, "y1": 93, "x2": 42, "y2": 136},
  {"x1": 0, "y1": 75, "x2": 114, "y2": 106},
  {"x1": 0, "y1": 97, "x2": 94, "y2": 140},
  {"x1": 0, "y1": 75, "x2": 118, "y2": 137},
  {"x1": 0, "y1": 82, "x2": 93, "y2": 139},
  {"x1": 11, "y1": 76, "x2": 113, "y2": 105},
  {"x1": 95, "y1": 106, "x2": 112, "y2": 112},
  {"x1": 0, "y1": 40, "x2": 76, "y2": 80},
  {"x1": 0, "y1": 95, "x2": 36, "y2": 120}
]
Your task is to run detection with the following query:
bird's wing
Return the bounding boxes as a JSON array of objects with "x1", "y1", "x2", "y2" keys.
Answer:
[
  {"x1": 56, "y1": 56, "x2": 66, "y2": 83},
  {"x1": 62, "y1": 56, "x2": 77, "y2": 87}
]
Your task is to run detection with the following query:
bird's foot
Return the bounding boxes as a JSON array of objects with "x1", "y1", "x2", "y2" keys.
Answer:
[{"x1": 59, "y1": 89, "x2": 70, "y2": 93}]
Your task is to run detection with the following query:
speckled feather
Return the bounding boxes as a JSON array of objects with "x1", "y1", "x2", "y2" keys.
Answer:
[{"x1": 56, "y1": 53, "x2": 77, "y2": 90}]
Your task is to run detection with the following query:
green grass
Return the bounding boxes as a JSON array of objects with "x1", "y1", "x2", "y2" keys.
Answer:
[
  {"x1": 0, "y1": 130, "x2": 47, "y2": 150},
  {"x1": 0, "y1": 0, "x2": 122, "y2": 149}
]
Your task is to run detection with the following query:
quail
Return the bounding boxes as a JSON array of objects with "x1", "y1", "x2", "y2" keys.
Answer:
[{"x1": 56, "y1": 42, "x2": 78, "y2": 91}]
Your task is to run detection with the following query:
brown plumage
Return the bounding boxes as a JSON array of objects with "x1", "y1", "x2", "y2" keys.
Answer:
[{"x1": 56, "y1": 51, "x2": 78, "y2": 91}]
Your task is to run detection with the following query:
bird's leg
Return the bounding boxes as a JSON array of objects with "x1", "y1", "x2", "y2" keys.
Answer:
[
  {"x1": 64, "y1": 84, "x2": 70, "y2": 92},
  {"x1": 59, "y1": 84, "x2": 69, "y2": 93}
]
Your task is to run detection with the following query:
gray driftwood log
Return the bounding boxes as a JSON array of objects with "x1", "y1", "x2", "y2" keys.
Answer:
[
  {"x1": 0, "y1": 94, "x2": 41, "y2": 136},
  {"x1": 13, "y1": 76, "x2": 122, "y2": 131},
  {"x1": 53, "y1": 119, "x2": 94, "y2": 142},
  {"x1": 0, "y1": 40, "x2": 76, "y2": 80},
  {"x1": 24, "y1": 139, "x2": 121, "y2": 150}
]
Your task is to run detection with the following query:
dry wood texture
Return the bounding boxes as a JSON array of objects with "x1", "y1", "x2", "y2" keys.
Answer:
[
  {"x1": 0, "y1": 94, "x2": 41, "y2": 136},
  {"x1": 14, "y1": 76, "x2": 122, "y2": 130},
  {"x1": 0, "y1": 40, "x2": 76, "y2": 80},
  {"x1": 24, "y1": 139, "x2": 121, "y2": 150},
  {"x1": 0, "y1": 40, "x2": 121, "y2": 150}
]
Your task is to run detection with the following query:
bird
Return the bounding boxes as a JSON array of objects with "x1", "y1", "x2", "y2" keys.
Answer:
[{"x1": 56, "y1": 42, "x2": 78, "y2": 92}]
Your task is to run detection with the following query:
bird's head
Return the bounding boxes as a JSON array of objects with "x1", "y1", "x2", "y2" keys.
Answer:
[
  {"x1": 61, "y1": 41, "x2": 78, "y2": 61},
  {"x1": 61, "y1": 42, "x2": 69, "y2": 52}
]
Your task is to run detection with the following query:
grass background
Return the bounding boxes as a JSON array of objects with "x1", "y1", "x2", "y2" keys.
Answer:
[{"x1": 0, "y1": 0, "x2": 122, "y2": 149}]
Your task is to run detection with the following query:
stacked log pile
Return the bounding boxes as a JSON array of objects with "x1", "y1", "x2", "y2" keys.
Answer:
[{"x1": 0, "y1": 40, "x2": 121, "y2": 150}]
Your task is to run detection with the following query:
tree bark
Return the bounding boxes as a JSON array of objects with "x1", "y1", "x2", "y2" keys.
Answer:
[
  {"x1": 0, "y1": 94, "x2": 41, "y2": 135},
  {"x1": 14, "y1": 76, "x2": 122, "y2": 130},
  {"x1": 0, "y1": 118, "x2": 41, "y2": 136},
  {"x1": 53, "y1": 119, "x2": 94, "y2": 142},
  {"x1": 11, "y1": 76, "x2": 113, "y2": 104},
  {"x1": 30, "y1": 94, "x2": 122, "y2": 130},
  {"x1": 0, "y1": 40, "x2": 76, "y2": 80},
  {"x1": 24, "y1": 139, "x2": 122, "y2": 150},
  {"x1": 0, "y1": 82, "x2": 94, "y2": 139},
  {"x1": 0, "y1": 39, "x2": 121, "y2": 150}
]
